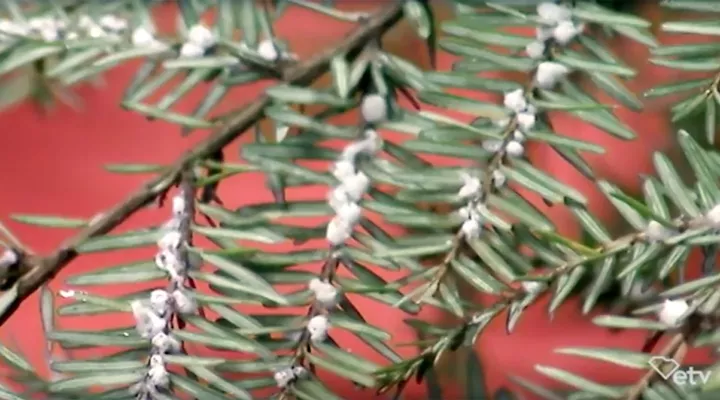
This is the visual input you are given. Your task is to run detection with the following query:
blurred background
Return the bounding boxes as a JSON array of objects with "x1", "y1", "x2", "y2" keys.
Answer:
[{"x1": 0, "y1": 1, "x2": 716, "y2": 399}]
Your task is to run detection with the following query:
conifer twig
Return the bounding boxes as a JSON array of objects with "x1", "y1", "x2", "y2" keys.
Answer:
[{"x1": 0, "y1": 1, "x2": 405, "y2": 326}]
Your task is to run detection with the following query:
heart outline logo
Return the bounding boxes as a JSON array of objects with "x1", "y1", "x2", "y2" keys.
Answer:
[{"x1": 648, "y1": 356, "x2": 680, "y2": 380}]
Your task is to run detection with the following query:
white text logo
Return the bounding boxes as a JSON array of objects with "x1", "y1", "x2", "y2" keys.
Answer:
[{"x1": 648, "y1": 356, "x2": 711, "y2": 386}]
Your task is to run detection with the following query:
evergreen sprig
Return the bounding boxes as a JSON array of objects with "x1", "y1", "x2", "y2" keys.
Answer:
[{"x1": 2, "y1": 1, "x2": 720, "y2": 399}]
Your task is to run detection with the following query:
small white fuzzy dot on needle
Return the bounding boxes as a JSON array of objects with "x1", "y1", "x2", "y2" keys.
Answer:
[
  {"x1": 492, "y1": 170, "x2": 507, "y2": 188},
  {"x1": 180, "y1": 42, "x2": 205, "y2": 58},
  {"x1": 150, "y1": 289, "x2": 171, "y2": 316},
  {"x1": 516, "y1": 112, "x2": 536, "y2": 131},
  {"x1": 553, "y1": 20, "x2": 583, "y2": 45},
  {"x1": 458, "y1": 172, "x2": 481, "y2": 199},
  {"x1": 482, "y1": 140, "x2": 503, "y2": 153},
  {"x1": 307, "y1": 314, "x2": 330, "y2": 343},
  {"x1": 505, "y1": 141, "x2": 525, "y2": 157},
  {"x1": 360, "y1": 94, "x2": 388, "y2": 123},
  {"x1": 461, "y1": 218, "x2": 482, "y2": 239},
  {"x1": 172, "y1": 195, "x2": 185, "y2": 216},
  {"x1": 537, "y1": 2, "x2": 572, "y2": 25},
  {"x1": 325, "y1": 217, "x2": 353, "y2": 246},
  {"x1": 187, "y1": 24, "x2": 215, "y2": 48},
  {"x1": 99, "y1": 15, "x2": 128, "y2": 32},
  {"x1": 645, "y1": 220, "x2": 675, "y2": 242},
  {"x1": 309, "y1": 278, "x2": 338, "y2": 307},
  {"x1": 158, "y1": 230, "x2": 182, "y2": 251},
  {"x1": 274, "y1": 368, "x2": 295, "y2": 388},
  {"x1": 657, "y1": 299, "x2": 689, "y2": 326},
  {"x1": 503, "y1": 89, "x2": 527, "y2": 112},
  {"x1": 705, "y1": 204, "x2": 720, "y2": 227},
  {"x1": 521, "y1": 281, "x2": 546, "y2": 294},
  {"x1": 151, "y1": 332, "x2": 181, "y2": 354},
  {"x1": 535, "y1": 61, "x2": 570, "y2": 90},
  {"x1": 131, "y1": 27, "x2": 155, "y2": 47},
  {"x1": 525, "y1": 40, "x2": 545, "y2": 59},
  {"x1": 258, "y1": 39, "x2": 279, "y2": 61},
  {"x1": 148, "y1": 355, "x2": 170, "y2": 389},
  {"x1": 172, "y1": 289, "x2": 198, "y2": 315}
]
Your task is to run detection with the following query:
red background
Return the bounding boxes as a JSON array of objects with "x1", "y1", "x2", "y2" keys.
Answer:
[{"x1": 0, "y1": 3, "x2": 713, "y2": 399}]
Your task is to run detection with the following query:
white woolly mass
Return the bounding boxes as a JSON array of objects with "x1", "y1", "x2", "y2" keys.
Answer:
[
  {"x1": 99, "y1": 15, "x2": 128, "y2": 33},
  {"x1": 456, "y1": 171, "x2": 486, "y2": 240},
  {"x1": 151, "y1": 332, "x2": 182, "y2": 354},
  {"x1": 361, "y1": 129, "x2": 381, "y2": 153},
  {"x1": 645, "y1": 220, "x2": 675, "y2": 242},
  {"x1": 172, "y1": 289, "x2": 198, "y2": 315},
  {"x1": 340, "y1": 171, "x2": 370, "y2": 202},
  {"x1": 482, "y1": 139, "x2": 503, "y2": 153},
  {"x1": 274, "y1": 368, "x2": 296, "y2": 389},
  {"x1": 131, "y1": 300, "x2": 166, "y2": 339},
  {"x1": 458, "y1": 172, "x2": 481, "y2": 200},
  {"x1": 500, "y1": 90, "x2": 536, "y2": 132},
  {"x1": 705, "y1": 204, "x2": 720, "y2": 227},
  {"x1": 172, "y1": 195, "x2": 185, "y2": 216},
  {"x1": 521, "y1": 281, "x2": 546, "y2": 294},
  {"x1": 336, "y1": 202, "x2": 362, "y2": 227},
  {"x1": 492, "y1": 170, "x2": 507, "y2": 188},
  {"x1": 553, "y1": 20, "x2": 583, "y2": 45},
  {"x1": 258, "y1": 39, "x2": 279, "y2": 61},
  {"x1": 87, "y1": 24, "x2": 107, "y2": 39},
  {"x1": 309, "y1": 278, "x2": 339, "y2": 307},
  {"x1": 485, "y1": 139, "x2": 525, "y2": 157},
  {"x1": 461, "y1": 217, "x2": 482, "y2": 240},
  {"x1": 274, "y1": 366, "x2": 307, "y2": 389},
  {"x1": 180, "y1": 41, "x2": 205, "y2": 58},
  {"x1": 29, "y1": 16, "x2": 64, "y2": 42},
  {"x1": 505, "y1": 140, "x2": 525, "y2": 157},
  {"x1": 187, "y1": 24, "x2": 216, "y2": 49},
  {"x1": 537, "y1": 2, "x2": 572, "y2": 25},
  {"x1": 155, "y1": 250, "x2": 182, "y2": 279},
  {"x1": 292, "y1": 366, "x2": 308, "y2": 379},
  {"x1": 331, "y1": 159, "x2": 356, "y2": 181},
  {"x1": 150, "y1": 289, "x2": 171, "y2": 316},
  {"x1": 325, "y1": 127, "x2": 376, "y2": 246},
  {"x1": 158, "y1": 230, "x2": 182, "y2": 251},
  {"x1": 503, "y1": 89, "x2": 527, "y2": 112},
  {"x1": 535, "y1": 61, "x2": 570, "y2": 89},
  {"x1": 657, "y1": 299, "x2": 689, "y2": 326},
  {"x1": 525, "y1": 40, "x2": 545, "y2": 59},
  {"x1": 360, "y1": 94, "x2": 388, "y2": 124},
  {"x1": 131, "y1": 26, "x2": 153, "y2": 46},
  {"x1": 147, "y1": 355, "x2": 170, "y2": 389},
  {"x1": 0, "y1": 19, "x2": 29, "y2": 40},
  {"x1": 516, "y1": 111, "x2": 536, "y2": 131},
  {"x1": 513, "y1": 130, "x2": 526, "y2": 143},
  {"x1": 131, "y1": 26, "x2": 167, "y2": 50},
  {"x1": 307, "y1": 315, "x2": 330, "y2": 343},
  {"x1": 3, "y1": 14, "x2": 129, "y2": 43},
  {"x1": 529, "y1": 3, "x2": 582, "y2": 63},
  {"x1": 341, "y1": 130, "x2": 381, "y2": 159},
  {"x1": 326, "y1": 216, "x2": 353, "y2": 246},
  {"x1": 327, "y1": 187, "x2": 351, "y2": 213},
  {"x1": 134, "y1": 189, "x2": 199, "y2": 397}
]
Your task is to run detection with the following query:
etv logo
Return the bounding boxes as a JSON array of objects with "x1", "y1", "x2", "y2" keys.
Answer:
[{"x1": 648, "y1": 357, "x2": 711, "y2": 386}]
